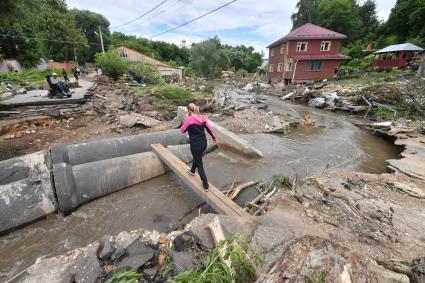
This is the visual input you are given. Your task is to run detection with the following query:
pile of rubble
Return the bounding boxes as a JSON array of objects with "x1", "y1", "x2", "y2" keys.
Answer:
[{"x1": 219, "y1": 108, "x2": 294, "y2": 134}]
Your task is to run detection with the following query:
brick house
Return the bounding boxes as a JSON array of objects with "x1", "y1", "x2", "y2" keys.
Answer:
[{"x1": 267, "y1": 23, "x2": 350, "y2": 83}]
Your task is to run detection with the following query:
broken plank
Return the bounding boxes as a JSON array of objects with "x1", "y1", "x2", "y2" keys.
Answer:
[{"x1": 151, "y1": 144, "x2": 250, "y2": 217}]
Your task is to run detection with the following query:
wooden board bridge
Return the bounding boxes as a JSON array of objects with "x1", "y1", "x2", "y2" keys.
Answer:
[{"x1": 151, "y1": 144, "x2": 250, "y2": 217}]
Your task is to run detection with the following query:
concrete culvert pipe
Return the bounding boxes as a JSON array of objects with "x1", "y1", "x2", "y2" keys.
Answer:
[
  {"x1": 53, "y1": 144, "x2": 216, "y2": 213},
  {"x1": 51, "y1": 129, "x2": 188, "y2": 166},
  {"x1": 0, "y1": 151, "x2": 57, "y2": 235}
]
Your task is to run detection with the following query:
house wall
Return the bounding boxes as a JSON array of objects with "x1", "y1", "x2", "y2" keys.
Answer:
[
  {"x1": 286, "y1": 39, "x2": 341, "y2": 56},
  {"x1": 268, "y1": 43, "x2": 287, "y2": 81},
  {"x1": 118, "y1": 46, "x2": 182, "y2": 79},
  {"x1": 268, "y1": 39, "x2": 343, "y2": 81},
  {"x1": 283, "y1": 60, "x2": 343, "y2": 81}
]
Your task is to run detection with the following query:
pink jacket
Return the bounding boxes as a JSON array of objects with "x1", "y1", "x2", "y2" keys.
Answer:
[{"x1": 180, "y1": 115, "x2": 217, "y2": 142}]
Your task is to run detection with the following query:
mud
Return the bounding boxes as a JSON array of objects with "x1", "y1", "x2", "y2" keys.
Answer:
[{"x1": 0, "y1": 99, "x2": 402, "y2": 281}]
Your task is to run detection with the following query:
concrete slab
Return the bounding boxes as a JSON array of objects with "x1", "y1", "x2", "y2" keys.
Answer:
[{"x1": 0, "y1": 79, "x2": 93, "y2": 107}]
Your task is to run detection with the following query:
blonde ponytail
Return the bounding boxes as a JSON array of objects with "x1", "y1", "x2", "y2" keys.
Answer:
[{"x1": 187, "y1": 102, "x2": 200, "y2": 116}]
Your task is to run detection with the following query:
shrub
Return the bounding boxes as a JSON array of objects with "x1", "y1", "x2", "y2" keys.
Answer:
[
  {"x1": 237, "y1": 69, "x2": 248, "y2": 78},
  {"x1": 150, "y1": 86, "x2": 202, "y2": 105},
  {"x1": 95, "y1": 49, "x2": 128, "y2": 80},
  {"x1": 129, "y1": 61, "x2": 162, "y2": 84}
]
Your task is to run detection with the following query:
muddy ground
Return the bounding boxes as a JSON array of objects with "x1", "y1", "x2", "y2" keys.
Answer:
[{"x1": 1, "y1": 75, "x2": 425, "y2": 282}]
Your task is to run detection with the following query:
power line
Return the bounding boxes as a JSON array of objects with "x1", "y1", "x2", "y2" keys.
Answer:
[
  {"x1": 112, "y1": 0, "x2": 169, "y2": 29},
  {"x1": 148, "y1": 0, "x2": 238, "y2": 39},
  {"x1": 0, "y1": 33, "x2": 108, "y2": 46},
  {"x1": 139, "y1": 0, "x2": 182, "y2": 25}
]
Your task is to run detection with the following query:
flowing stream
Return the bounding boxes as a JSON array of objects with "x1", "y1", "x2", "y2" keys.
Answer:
[{"x1": 0, "y1": 99, "x2": 401, "y2": 282}]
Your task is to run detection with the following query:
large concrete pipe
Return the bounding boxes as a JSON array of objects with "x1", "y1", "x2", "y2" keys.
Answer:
[
  {"x1": 0, "y1": 151, "x2": 57, "y2": 235},
  {"x1": 51, "y1": 129, "x2": 188, "y2": 166},
  {"x1": 53, "y1": 144, "x2": 216, "y2": 213},
  {"x1": 173, "y1": 106, "x2": 263, "y2": 158}
]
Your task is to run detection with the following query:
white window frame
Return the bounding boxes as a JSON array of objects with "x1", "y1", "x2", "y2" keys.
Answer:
[
  {"x1": 320, "y1": 41, "x2": 331, "y2": 51},
  {"x1": 280, "y1": 45, "x2": 284, "y2": 54},
  {"x1": 296, "y1": 42, "x2": 308, "y2": 52},
  {"x1": 271, "y1": 48, "x2": 275, "y2": 57},
  {"x1": 305, "y1": 61, "x2": 322, "y2": 72},
  {"x1": 269, "y1": 64, "x2": 274, "y2": 72},
  {"x1": 277, "y1": 63, "x2": 283, "y2": 72}
]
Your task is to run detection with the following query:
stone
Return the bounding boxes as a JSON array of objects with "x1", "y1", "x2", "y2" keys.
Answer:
[
  {"x1": 110, "y1": 231, "x2": 139, "y2": 261},
  {"x1": 117, "y1": 240, "x2": 156, "y2": 270},
  {"x1": 143, "y1": 266, "x2": 159, "y2": 280},
  {"x1": 172, "y1": 251, "x2": 195, "y2": 275},
  {"x1": 70, "y1": 242, "x2": 103, "y2": 283},
  {"x1": 22, "y1": 242, "x2": 102, "y2": 283},
  {"x1": 173, "y1": 231, "x2": 195, "y2": 252},
  {"x1": 99, "y1": 235, "x2": 116, "y2": 260},
  {"x1": 308, "y1": 97, "x2": 326, "y2": 108}
]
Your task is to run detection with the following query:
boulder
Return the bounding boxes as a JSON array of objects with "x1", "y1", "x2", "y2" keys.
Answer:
[
  {"x1": 117, "y1": 240, "x2": 156, "y2": 270},
  {"x1": 308, "y1": 97, "x2": 326, "y2": 108},
  {"x1": 172, "y1": 251, "x2": 195, "y2": 275}
]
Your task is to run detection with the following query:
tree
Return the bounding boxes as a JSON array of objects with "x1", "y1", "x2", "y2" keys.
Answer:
[
  {"x1": 385, "y1": 0, "x2": 425, "y2": 42},
  {"x1": 358, "y1": 0, "x2": 380, "y2": 38},
  {"x1": 95, "y1": 49, "x2": 128, "y2": 79},
  {"x1": 316, "y1": 0, "x2": 361, "y2": 41},
  {"x1": 189, "y1": 37, "x2": 230, "y2": 79},
  {"x1": 69, "y1": 9, "x2": 111, "y2": 63},
  {"x1": 291, "y1": 0, "x2": 321, "y2": 29}
]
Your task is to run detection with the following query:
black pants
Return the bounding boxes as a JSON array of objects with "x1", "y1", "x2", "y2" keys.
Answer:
[{"x1": 190, "y1": 140, "x2": 208, "y2": 188}]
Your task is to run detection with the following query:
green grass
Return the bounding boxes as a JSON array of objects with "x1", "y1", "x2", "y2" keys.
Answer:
[
  {"x1": 171, "y1": 235, "x2": 257, "y2": 283},
  {"x1": 106, "y1": 269, "x2": 142, "y2": 283},
  {"x1": 132, "y1": 85, "x2": 206, "y2": 110},
  {"x1": 0, "y1": 68, "x2": 61, "y2": 88}
]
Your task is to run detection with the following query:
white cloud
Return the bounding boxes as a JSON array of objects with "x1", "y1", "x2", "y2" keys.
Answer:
[{"x1": 67, "y1": 0, "x2": 397, "y2": 52}]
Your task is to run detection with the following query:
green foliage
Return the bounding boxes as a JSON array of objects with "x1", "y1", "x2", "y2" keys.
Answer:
[
  {"x1": 172, "y1": 236, "x2": 257, "y2": 283},
  {"x1": 291, "y1": 0, "x2": 321, "y2": 29},
  {"x1": 110, "y1": 32, "x2": 189, "y2": 66},
  {"x1": 305, "y1": 271, "x2": 328, "y2": 283},
  {"x1": 384, "y1": 0, "x2": 425, "y2": 43},
  {"x1": 223, "y1": 45, "x2": 263, "y2": 73},
  {"x1": 133, "y1": 85, "x2": 205, "y2": 110},
  {"x1": 204, "y1": 84, "x2": 215, "y2": 94},
  {"x1": 316, "y1": 0, "x2": 360, "y2": 40},
  {"x1": 129, "y1": 61, "x2": 162, "y2": 84},
  {"x1": 68, "y1": 8, "x2": 111, "y2": 63},
  {"x1": 95, "y1": 49, "x2": 128, "y2": 80},
  {"x1": 190, "y1": 37, "x2": 230, "y2": 79},
  {"x1": 272, "y1": 175, "x2": 292, "y2": 189},
  {"x1": 106, "y1": 269, "x2": 142, "y2": 283},
  {"x1": 236, "y1": 69, "x2": 248, "y2": 78},
  {"x1": 0, "y1": 68, "x2": 60, "y2": 86}
]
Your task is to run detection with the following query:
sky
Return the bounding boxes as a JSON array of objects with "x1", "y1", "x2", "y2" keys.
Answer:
[{"x1": 67, "y1": 0, "x2": 396, "y2": 54}]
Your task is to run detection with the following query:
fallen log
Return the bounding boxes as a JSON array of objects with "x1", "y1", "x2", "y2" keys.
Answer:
[{"x1": 228, "y1": 181, "x2": 258, "y2": 200}]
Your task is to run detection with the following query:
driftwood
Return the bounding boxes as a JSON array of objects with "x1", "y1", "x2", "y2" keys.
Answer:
[
  {"x1": 245, "y1": 182, "x2": 276, "y2": 215},
  {"x1": 94, "y1": 94, "x2": 108, "y2": 100},
  {"x1": 207, "y1": 216, "x2": 235, "y2": 282},
  {"x1": 228, "y1": 181, "x2": 258, "y2": 200}
]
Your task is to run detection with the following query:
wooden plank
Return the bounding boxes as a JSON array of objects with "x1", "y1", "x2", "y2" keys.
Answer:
[{"x1": 151, "y1": 144, "x2": 250, "y2": 217}]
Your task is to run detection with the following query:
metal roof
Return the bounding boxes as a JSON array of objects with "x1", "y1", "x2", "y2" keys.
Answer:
[
  {"x1": 267, "y1": 23, "x2": 347, "y2": 48},
  {"x1": 375, "y1": 43, "x2": 424, "y2": 54}
]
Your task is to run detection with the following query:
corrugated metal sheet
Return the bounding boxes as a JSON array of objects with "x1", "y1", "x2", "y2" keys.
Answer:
[{"x1": 375, "y1": 43, "x2": 424, "y2": 54}]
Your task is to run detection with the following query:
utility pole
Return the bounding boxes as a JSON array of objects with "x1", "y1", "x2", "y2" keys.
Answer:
[
  {"x1": 99, "y1": 25, "x2": 105, "y2": 55},
  {"x1": 74, "y1": 47, "x2": 78, "y2": 67}
]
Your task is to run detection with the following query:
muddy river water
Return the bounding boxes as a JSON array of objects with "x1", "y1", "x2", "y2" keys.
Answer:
[{"x1": 0, "y1": 99, "x2": 401, "y2": 281}]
